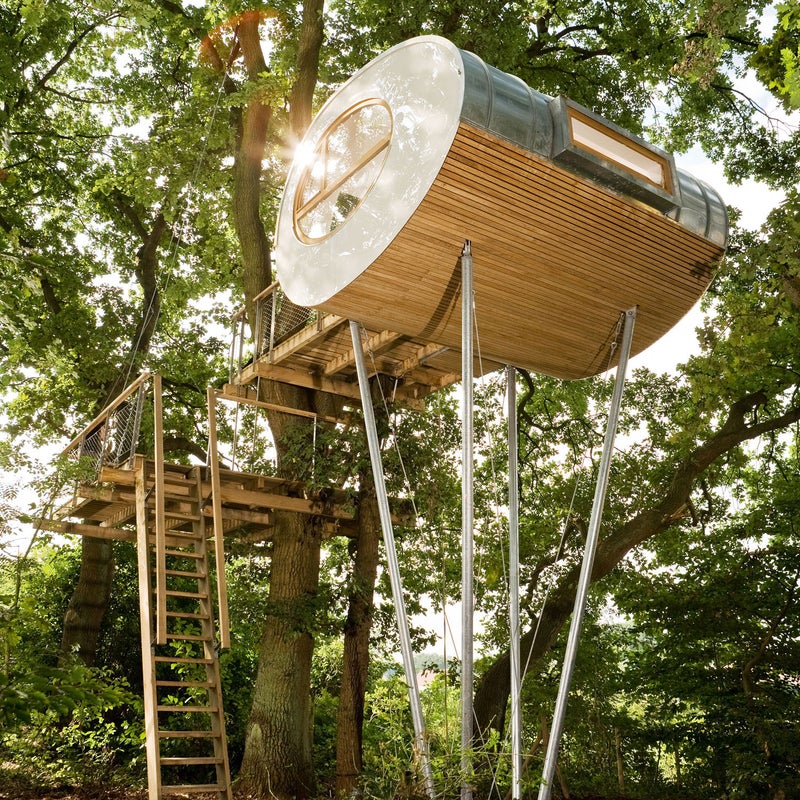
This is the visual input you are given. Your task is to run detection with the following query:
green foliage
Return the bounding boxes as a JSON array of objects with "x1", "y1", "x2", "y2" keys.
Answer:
[
  {"x1": 752, "y1": 1, "x2": 800, "y2": 110},
  {"x1": 0, "y1": 539, "x2": 144, "y2": 788}
]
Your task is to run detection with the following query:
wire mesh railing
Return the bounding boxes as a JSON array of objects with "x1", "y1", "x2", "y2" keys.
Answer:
[
  {"x1": 229, "y1": 282, "x2": 317, "y2": 381},
  {"x1": 62, "y1": 373, "x2": 151, "y2": 482}
]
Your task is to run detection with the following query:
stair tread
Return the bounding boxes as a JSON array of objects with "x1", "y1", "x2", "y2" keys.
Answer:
[
  {"x1": 160, "y1": 756, "x2": 224, "y2": 765},
  {"x1": 154, "y1": 656, "x2": 215, "y2": 665},
  {"x1": 157, "y1": 704, "x2": 219, "y2": 712},
  {"x1": 166, "y1": 611, "x2": 207, "y2": 619}
]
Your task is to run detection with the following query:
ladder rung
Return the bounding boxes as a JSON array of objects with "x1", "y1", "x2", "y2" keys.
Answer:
[
  {"x1": 163, "y1": 568, "x2": 206, "y2": 578},
  {"x1": 166, "y1": 633, "x2": 211, "y2": 642},
  {"x1": 158, "y1": 730, "x2": 217, "y2": 739},
  {"x1": 157, "y1": 704, "x2": 218, "y2": 713},
  {"x1": 158, "y1": 529, "x2": 202, "y2": 540},
  {"x1": 161, "y1": 785, "x2": 223, "y2": 794},
  {"x1": 158, "y1": 589, "x2": 207, "y2": 599},
  {"x1": 163, "y1": 549, "x2": 204, "y2": 559},
  {"x1": 160, "y1": 756, "x2": 224, "y2": 766},
  {"x1": 166, "y1": 611, "x2": 207, "y2": 620},
  {"x1": 154, "y1": 656, "x2": 214, "y2": 665},
  {"x1": 157, "y1": 680, "x2": 214, "y2": 688}
]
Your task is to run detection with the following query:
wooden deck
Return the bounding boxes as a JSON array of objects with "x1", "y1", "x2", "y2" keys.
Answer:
[
  {"x1": 228, "y1": 307, "x2": 502, "y2": 405},
  {"x1": 45, "y1": 460, "x2": 358, "y2": 545}
]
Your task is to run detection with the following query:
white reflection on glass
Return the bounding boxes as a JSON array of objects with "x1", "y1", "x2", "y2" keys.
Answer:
[
  {"x1": 294, "y1": 100, "x2": 393, "y2": 242},
  {"x1": 569, "y1": 115, "x2": 667, "y2": 189}
]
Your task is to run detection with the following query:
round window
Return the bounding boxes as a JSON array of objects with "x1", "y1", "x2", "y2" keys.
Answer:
[{"x1": 293, "y1": 99, "x2": 393, "y2": 243}]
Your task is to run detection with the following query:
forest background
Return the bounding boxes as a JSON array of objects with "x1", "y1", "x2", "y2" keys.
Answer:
[{"x1": 1, "y1": 0, "x2": 800, "y2": 798}]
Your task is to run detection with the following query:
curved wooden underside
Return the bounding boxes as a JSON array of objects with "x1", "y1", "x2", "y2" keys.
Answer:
[{"x1": 312, "y1": 123, "x2": 725, "y2": 380}]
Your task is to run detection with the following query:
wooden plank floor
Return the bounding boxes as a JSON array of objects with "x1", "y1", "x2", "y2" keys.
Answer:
[
  {"x1": 231, "y1": 314, "x2": 502, "y2": 404},
  {"x1": 48, "y1": 461, "x2": 358, "y2": 543}
]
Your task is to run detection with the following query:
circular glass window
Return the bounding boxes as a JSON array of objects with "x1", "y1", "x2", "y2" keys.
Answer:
[{"x1": 293, "y1": 99, "x2": 393, "y2": 243}]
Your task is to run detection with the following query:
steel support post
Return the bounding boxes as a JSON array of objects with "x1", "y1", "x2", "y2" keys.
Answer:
[
  {"x1": 537, "y1": 307, "x2": 637, "y2": 800},
  {"x1": 461, "y1": 241, "x2": 475, "y2": 800},
  {"x1": 348, "y1": 320, "x2": 435, "y2": 799},
  {"x1": 507, "y1": 365, "x2": 523, "y2": 800}
]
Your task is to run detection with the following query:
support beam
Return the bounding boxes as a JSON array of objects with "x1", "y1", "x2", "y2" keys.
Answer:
[
  {"x1": 36, "y1": 518, "x2": 135, "y2": 542},
  {"x1": 134, "y1": 457, "x2": 161, "y2": 800},
  {"x1": 461, "y1": 241, "x2": 475, "y2": 800},
  {"x1": 507, "y1": 365, "x2": 522, "y2": 800},
  {"x1": 249, "y1": 362, "x2": 364, "y2": 401},
  {"x1": 324, "y1": 329, "x2": 404, "y2": 376},
  {"x1": 349, "y1": 320, "x2": 436, "y2": 799},
  {"x1": 537, "y1": 307, "x2": 637, "y2": 800},
  {"x1": 391, "y1": 342, "x2": 450, "y2": 376},
  {"x1": 153, "y1": 374, "x2": 167, "y2": 645}
]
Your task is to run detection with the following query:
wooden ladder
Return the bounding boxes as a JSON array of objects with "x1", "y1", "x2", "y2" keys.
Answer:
[{"x1": 135, "y1": 458, "x2": 232, "y2": 800}]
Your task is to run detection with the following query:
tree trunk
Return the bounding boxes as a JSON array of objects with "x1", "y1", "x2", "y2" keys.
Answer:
[
  {"x1": 60, "y1": 537, "x2": 114, "y2": 664},
  {"x1": 336, "y1": 479, "x2": 380, "y2": 794},
  {"x1": 239, "y1": 510, "x2": 322, "y2": 799}
]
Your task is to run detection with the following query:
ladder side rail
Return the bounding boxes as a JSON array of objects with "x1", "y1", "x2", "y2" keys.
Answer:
[
  {"x1": 134, "y1": 456, "x2": 161, "y2": 800},
  {"x1": 153, "y1": 374, "x2": 167, "y2": 645},
  {"x1": 194, "y1": 466, "x2": 233, "y2": 800},
  {"x1": 206, "y1": 389, "x2": 230, "y2": 649}
]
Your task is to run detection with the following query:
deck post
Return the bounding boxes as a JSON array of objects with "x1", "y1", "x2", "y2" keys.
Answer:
[
  {"x1": 348, "y1": 320, "x2": 435, "y2": 799},
  {"x1": 461, "y1": 241, "x2": 475, "y2": 800},
  {"x1": 537, "y1": 307, "x2": 637, "y2": 800},
  {"x1": 507, "y1": 365, "x2": 522, "y2": 800}
]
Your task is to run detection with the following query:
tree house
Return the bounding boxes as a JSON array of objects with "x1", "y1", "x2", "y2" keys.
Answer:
[{"x1": 43, "y1": 35, "x2": 729, "y2": 800}]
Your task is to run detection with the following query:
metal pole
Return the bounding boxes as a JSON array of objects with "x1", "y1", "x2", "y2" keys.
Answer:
[
  {"x1": 348, "y1": 320, "x2": 435, "y2": 799},
  {"x1": 537, "y1": 307, "x2": 637, "y2": 800},
  {"x1": 507, "y1": 365, "x2": 522, "y2": 800},
  {"x1": 461, "y1": 241, "x2": 474, "y2": 800}
]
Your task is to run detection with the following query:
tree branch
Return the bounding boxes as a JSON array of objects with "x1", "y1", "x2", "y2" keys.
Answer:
[{"x1": 473, "y1": 387, "x2": 800, "y2": 738}]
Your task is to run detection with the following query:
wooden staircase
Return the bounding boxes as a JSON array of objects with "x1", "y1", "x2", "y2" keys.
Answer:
[{"x1": 135, "y1": 459, "x2": 232, "y2": 800}]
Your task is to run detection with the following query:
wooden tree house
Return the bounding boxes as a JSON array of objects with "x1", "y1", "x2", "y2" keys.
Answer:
[{"x1": 44, "y1": 35, "x2": 728, "y2": 800}]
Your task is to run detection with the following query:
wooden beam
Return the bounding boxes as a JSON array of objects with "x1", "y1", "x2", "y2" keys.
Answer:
[
  {"x1": 134, "y1": 457, "x2": 161, "y2": 800},
  {"x1": 36, "y1": 518, "x2": 135, "y2": 542},
  {"x1": 211, "y1": 505, "x2": 273, "y2": 526},
  {"x1": 268, "y1": 313, "x2": 348, "y2": 363},
  {"x1": 217, "y1": 484, "x2": 355, "y2": 519},
  {"x1": 153, "y1": 374, "x2": 167, "y2": 645},
  {"x1": 249, "y1": 362, "x2": 364, "y2": 401},
  {"x1": 390, "y1": 342, "x2": 450, "y2": 377},
  {"x1": 324, "y1": 329, "x2": 404, "y2": 376},
  {"x1": 216, "y1": 386, "x2": 350, "y2": 426}
]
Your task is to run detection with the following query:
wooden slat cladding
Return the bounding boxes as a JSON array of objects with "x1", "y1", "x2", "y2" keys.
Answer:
[{"x1": 310, "y1": 123, "x2": 725, "y2": 380}]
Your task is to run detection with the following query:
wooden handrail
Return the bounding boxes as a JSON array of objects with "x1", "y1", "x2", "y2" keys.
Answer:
[
  {"x1": 62, "y1": 372, "x2": 152, "y2": 455},
  {"x1": 230, "y1": 280, "x2": 280, "y2": 323}
]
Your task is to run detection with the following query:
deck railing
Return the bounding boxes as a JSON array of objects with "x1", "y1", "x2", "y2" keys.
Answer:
[
  {"x1": 229, "y1": 282, "x2": 317, "y2": 381},
  {"x1": 62, "y1": 372, "x2": 152, "y2": 480}
]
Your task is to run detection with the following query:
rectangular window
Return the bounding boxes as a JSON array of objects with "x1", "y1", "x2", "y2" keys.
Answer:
[{"x1": 568, "y1": 109, "x2": 671, "y2": 192}]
